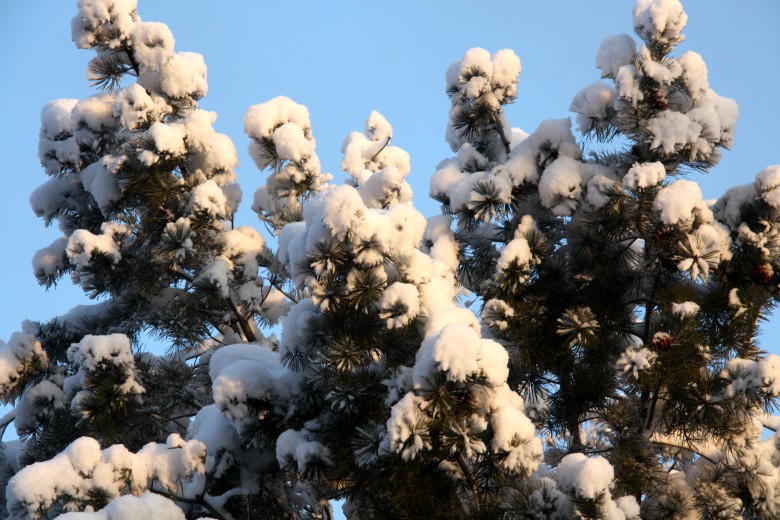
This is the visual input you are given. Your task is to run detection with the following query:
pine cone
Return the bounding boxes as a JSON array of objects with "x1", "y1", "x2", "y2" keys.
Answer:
[
  {"x1": 753, "y1": 263, "x2": 774, "y2": 284},
  {"x1": 652, "y1": 332, "x2": 673, "y2": 352}
]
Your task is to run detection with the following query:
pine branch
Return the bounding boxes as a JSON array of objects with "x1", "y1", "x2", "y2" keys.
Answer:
[{"x1": 150, "y1": 488, "x2": 227, "y2": 520}]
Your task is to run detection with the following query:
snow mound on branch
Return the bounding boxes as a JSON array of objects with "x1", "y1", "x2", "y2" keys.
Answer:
[
  {"x1": 210, "y1": 344, "x2": 302, "y2": 421},
  {"x1": 0, "y1": 332, "x2": 48, "y2": 400},
  {"x1": 54, "y1": 492, "x2": 185, "y2": 520},
  {"x1": 7, "y1": 435, "x2": 205, "y2": 519},
  {"x1": 653, "y1": 179, "x2": 710, "y2": 226},
  {"x1": 556, "y1": 452, "x2": 614, "y2": 499},
  {"x1": 633, "y1": 0, "x2": 687, "y2": 46},
  {"x1": 596, "y1": 34, "x2": 636, "y2": 78},
  {"x1": 623, "y1": 161, "x2": 665, "y2": 191}
]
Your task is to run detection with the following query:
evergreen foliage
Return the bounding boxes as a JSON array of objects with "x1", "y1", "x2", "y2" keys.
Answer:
[{"x1": 2, "y1": 0, "x2": 780, "y2": 518}]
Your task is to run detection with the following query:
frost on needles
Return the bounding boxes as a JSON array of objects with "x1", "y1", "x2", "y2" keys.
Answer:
[{"x1": 3, "y1": 0, "x2": 780, "y2": 518}]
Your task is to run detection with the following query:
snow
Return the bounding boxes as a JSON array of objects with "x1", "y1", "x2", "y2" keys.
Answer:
[
  {"x1": 33, "y1": 236, "x2": 69, "y2": 278},
  {"x1": 8, "y1": 435, "x2": 205, "y2": 518},
  {"x1": 672, "y1": 301, "x2": 700, "y2": 318},
  {"x1": 198, "y1": 258, "x2": 230, "y2": 298},
  {"x1": 113, "y1": 84, "x2": 171, "y2": 131},
  {"x1": 555, "y1": 452, "x2": 614, "y2": 499},
  {"x1": 755, "y1": 165, "x2": 780, "y2": 209},
  {"x1": 491, "y1": 48, "x2": 523, "y2": 89},
  {"x1": 377, "y1": 283, "x2": 420, "y2": 329},
  {"x1": 67, "y1": 334, "x2": 144, "y2": 395},
  {"x1": 276, "y1": 428, "x2": 331, "y2": 474},
  {"x1": 712, "y1": 182, "x2": 755, "y2": 230},
  {"x1": 159, "y1": 52, "x2": 208, "y2": 99},
  {"x1": 66, "y1": 222, "x2": 126, "y2": 269},
  {"x1": 638, "y1": 44, "x2": 681, "y2": 85},
  {"x1": 80, "y1": 157, "x2": 121, "y2": 214},
  {"x1": 130, "y1": 22, "x2": 175, "y2": 70},
  {"x1": 0, "y1": 332, "x2": 48, "y2": 400},
  {"x1": 72, "y1": 0, "x2": 138, "y2": 49},
  {"x1": 615, "y1": 65, "x2": 643, "y2": 106},
  {"x1": 622, "y1": 161, "x2": 665, "y2": 191},
  {"x1": 413, "y1": 324, "x2": 509, "y2": 387},
  {"x1": 187, "y1": 179, "x2": 229, "y2": 218},
  {"x1": 633, "y1": 0, "x2": 688, "y2": 46},
  {"x1": 72, "y1": 94, "x2": 116, "y2": 135},
  {"x1": 653, "y1": 179, "x2": 708, "y2": 226},
  {"x1": 596, "y1": 34, "x2": 636, "y2": 78},
  {"x1": 721, "y1": 355, "x2": 780, "y2": 398},
  {"x1": 147, "y1": 122, "x2": 187, "y2": 158},
  {"x1": 210, "y1": 343, "x2": 302, "y2": 421},
  {"x1": 244, "y1": 96, "x2": 311, "y2": 142},
  {"x1": 678, "y1": 51, "x2": 709, "y2": 101},
  {"x1": 219, "y1": 226, "x2": 265, "y2": 277},
  {"x1": 646, "y1": 110, "x2": 705, "y2": 157},
  {"x1": 272, "y1": 122, "x2": 316, "y2": 163},
  {"x1": 383, "y1": 392, "x2": 430, "y2": 460},
  {"x1": 55, "y1": 493, "x2": 186, "y2": 520},
  {"x1": 570, "y1": 81, "x2": 616, "y2": 134},
  {"x1": 496, "y1": 236, "x2": 532, "y2": 275},
  {"x1": 616, "y1": 346, "x2": 657, "y2": 379},
  {"x1": 68, "y1": 334, "x2": 132, "y2": 372},
  {"x1": 39, "y1": 99, "x2": 80, "y2": 175},
  {"x1": 538, "y1": 156, "x2": 583, "y2": 216},
  {"x1": 180, "y1": 110, "x2": 238, "y2": 185}
]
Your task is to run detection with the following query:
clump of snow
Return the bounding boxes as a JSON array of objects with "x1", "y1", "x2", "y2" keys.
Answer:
[
  {"x1": 67, "y1": 222, "x2": 126, "y2": 269},
  {"x1": 637, "y1": 44, "x2": 681, "y2": 85},
  {"x1": 633, "y1": 0, "x2": 688, "y2": 47},
  {"x1": 377, "y1": 283, "x2": 420, "y2": 329},
  {"x1": 615, "y1": 65, "x2": 643, "y2": 106},
  {"x1": 158, "y1": 52, "x2": 208, "y2": 99},
  {"x1": 671, "y1": 301, "x2": 700, "y2": 318},
  {"x1": 187, "y1": 179, "x2": 229, "y2": 218},
  {"x1": 276, "y1": 427, "x2": 332, "y2": 474},
  {"x1": 721, "y1": 354, "x2": 780, "y2": 398},
  {"x1": 616, "y1": 346, "x2": 657, "y2": 379},
  {"x1": 538, "y1": 156, "x2": 582, "y2": 216},
  {"x1": 678, "y1": 51, "x2": 709, "y2": 101},
  {"x1": 71, "y1": 0, "x2": 138, "y2": 50},
  {"x1": 755, "y1": 166, "x2": 780, "y2": 209},
  {"x1": 130, "y1": 22, "x2": 175, "y2": 70},
  {"x1": 570, "y1": 82, "x2": 616, "y2": 134},
  {"x1": 55, "y1": 492, "x2": 186, "y2": 520},
  {"x1": 596, "y1": 34, "x2": 637, "y2": 78},
  {"x1": 555, "y1": 452, "x2": 615, "y2": 499},
  {"x1": 623, "y1": 161, "x2": 665, "y2": 191},
  {"x1": 383, "y1": 392, "x2": 431, "y2": 460},
  {"x1": 7, "y1": 435, "x2": 205, "y2": 518},
  {"x1": 0, "y1": 333, "x2": 48, "y2": 401},
  {"x1": 113, "y1": 84, "x2": 171, "y2": 131},
  {"x1": 39, "y1": 99, "x2": 80, "y2": 175},
  {"x1": 210, "y1": 344, "x2": 302, "y2": 422},
  {"x1": 653, "y1": 179, "x2": 709, "y2": 226}
]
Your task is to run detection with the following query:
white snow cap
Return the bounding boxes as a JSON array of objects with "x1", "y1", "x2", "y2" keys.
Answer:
[
  {"x1": 570, "y1": 82, "x2": 616, "y2": 134},
  {"x1": 633, "y1": 0, "x2": 688, "y2": 46},
  {"x1": 623, "y1": 161, "x2": 666, "y2": 191},
  {"x1": 653, "y1": 179, "x2": 711, "y2": 226},
  {"x1": 556, "y1": 452, "x2": 615, "y2": 499},
  {"x1": 596, "y1": 34, "x2": 637, "y2": 78}
]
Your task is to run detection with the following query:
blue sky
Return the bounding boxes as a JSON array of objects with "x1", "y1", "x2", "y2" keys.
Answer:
[{"x1": 1, "y1": 1, "x2": 779, "y2": 350}]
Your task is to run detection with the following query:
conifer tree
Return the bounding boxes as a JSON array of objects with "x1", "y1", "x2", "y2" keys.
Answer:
[{"x1": 3, "y1": 0, "x2": 780, "y2": 519}]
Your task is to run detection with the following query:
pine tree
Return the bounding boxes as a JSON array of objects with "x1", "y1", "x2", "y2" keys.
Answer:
[{"x1": 3, "y1": 0, "x2": 780, "y2": 519}]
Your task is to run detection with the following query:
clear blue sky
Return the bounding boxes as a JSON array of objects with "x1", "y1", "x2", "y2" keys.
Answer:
[{"x1": 1, "y1": 1, "x2": 779, "y2": 349}]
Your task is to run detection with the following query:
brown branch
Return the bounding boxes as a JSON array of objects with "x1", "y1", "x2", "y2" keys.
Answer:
[
  {"x1": 150, "y1": 488, "x2": 226, "y2": 520},
  {"x1": 494, "y1": 109, "x2": 511, "y2": 155},
  {"x1": 369, "y1": 137, "x2": 391, "y2": 163},
  {"x1": 456, "y1": 453, "x2": 483, "y2": 508}
]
